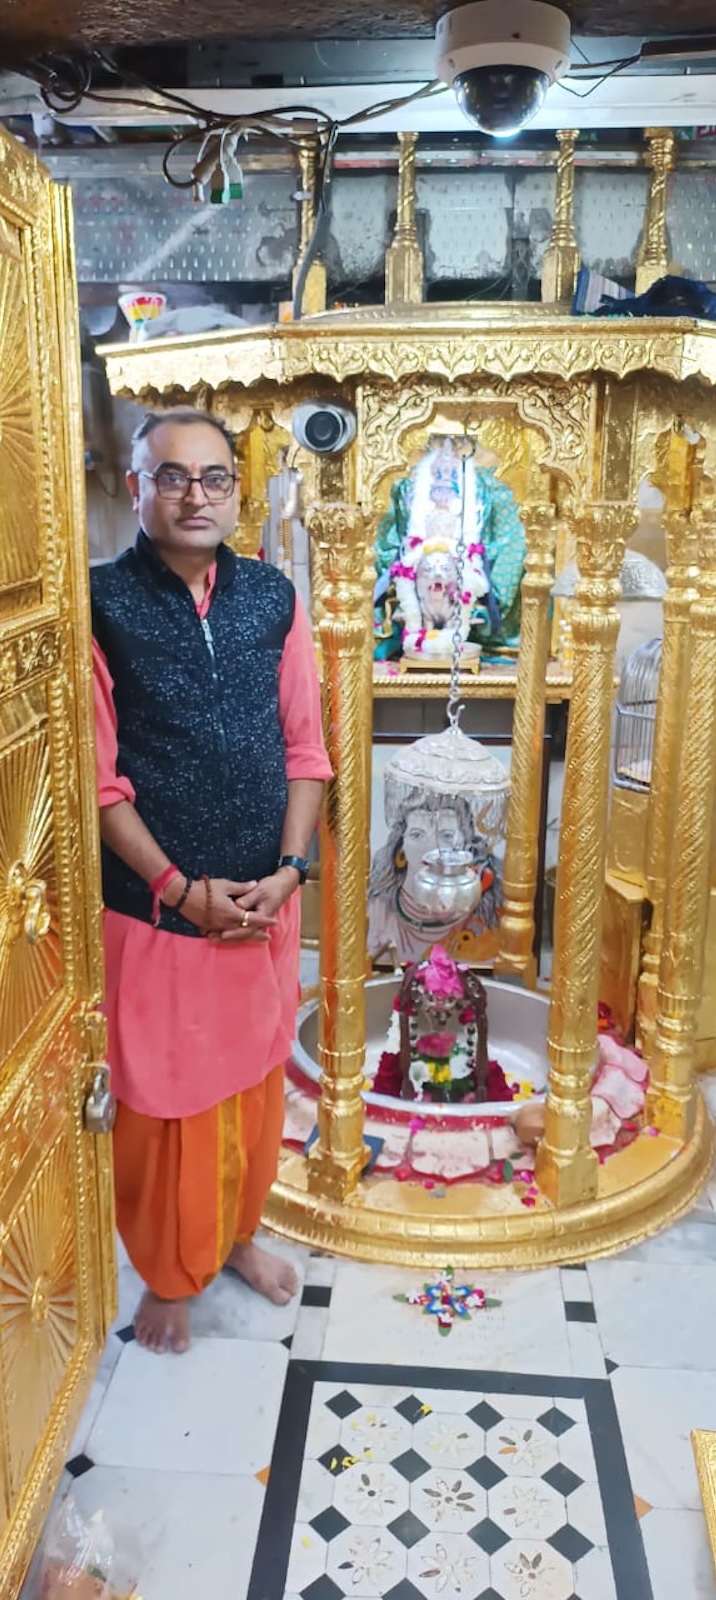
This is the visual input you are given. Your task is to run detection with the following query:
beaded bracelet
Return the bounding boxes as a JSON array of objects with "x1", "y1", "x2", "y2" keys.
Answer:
[
  {"x1": 202, "y1": 873, "x2": 214, "y2": 934},
  {"x1": 152, "y1": 874, "x2": 193, "y2": 926},
  {"x1": 172, "y1": 878, "x2": 193, "y2": 917}
]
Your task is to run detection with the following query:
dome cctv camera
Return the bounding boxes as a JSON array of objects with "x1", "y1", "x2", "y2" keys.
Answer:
[
  {"x1": 436, "y1": 0, "x2": 571, "y2": 137},
  {"x1": 292, "y1": 402, "x2": 357, "y2": 456}
]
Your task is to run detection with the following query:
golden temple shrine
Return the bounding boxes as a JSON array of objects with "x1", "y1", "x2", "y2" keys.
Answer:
[{"x1": 101, "y1": 300, "x2": 716, "y2": 1265}]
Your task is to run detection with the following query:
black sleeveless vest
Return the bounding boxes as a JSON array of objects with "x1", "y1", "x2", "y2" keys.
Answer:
[{"x1": 91, "y1": 533, "x2": 295, "y2": 937}]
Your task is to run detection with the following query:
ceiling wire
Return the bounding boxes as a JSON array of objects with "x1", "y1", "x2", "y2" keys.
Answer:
[
  {"x1": 560, "y1": 53, "x2": 644, "y2": 100},
  {"x1": 30, "y1": 45, "x2": 452, "y2": 252},
  {"x1": 35, "y1": 30, "x2": 704, "y2": 153},
  {"x1": 27, "y1": 36, "x2": 694, "y2": 305},
  {"x1": 33, "y1": 47, "x2": 443, "y2": 140},
  {"x1": 31, "y1": 31, "x2": 713, "y2": 129}
]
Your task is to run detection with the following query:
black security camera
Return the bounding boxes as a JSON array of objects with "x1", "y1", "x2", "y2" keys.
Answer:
[
  {"x1": 437, "y1": 0, "x2": 571, "y2": 138},
  {"x1": 453, "y1": 64, "x2": 550, "y2": 136},
  {"x1": 292, "y1": 403, "x2": 357, "y2": 456}
]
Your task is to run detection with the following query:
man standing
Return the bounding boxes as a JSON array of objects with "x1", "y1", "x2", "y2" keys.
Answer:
[{"x1": 91, "y1": 408, "x2": 331, "y2": 1354}]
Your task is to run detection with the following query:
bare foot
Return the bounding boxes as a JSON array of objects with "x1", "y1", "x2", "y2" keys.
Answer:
[
  {"x1": 134, "y1": 1290, "x2": 190, "y2": 1354},
  {"x1": 225, "y1": 1240, "x2": 299, "y2": 1306}
]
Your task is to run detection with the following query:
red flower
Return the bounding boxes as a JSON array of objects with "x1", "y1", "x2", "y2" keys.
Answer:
[
  {"x1": 485, "y1": 1060, "x2": 518, "y2": 1102},
  {"x1": 597, "y1": 1001, "x2": 618, "y2": 1035},
  {"x1": 373, "y1": 1051, "x2": 402, "y2": 1096},
  {"x1": 417, "y1": 1031, "x2": 456, "y2": 1059},
  {"x1": 393, "y1": 996, "x2": 414, "y2": 1016}
]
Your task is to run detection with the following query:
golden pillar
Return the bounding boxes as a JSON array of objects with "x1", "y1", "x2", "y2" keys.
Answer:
[
  {"x1": 536, "y1": 503, "x2": 635, "y2": 1205},
  {"x1": 306, "y1": 502, "x2": 371, "y2": 1199},
  {"x1": 637, "y1": 434, "x2": 699, "y2": 1053},
  {"x1": 541, "y1": 130, "x2": 580, "y2": 305},
  {"x1": 497, "y1": 501, "x2": 557, "y2": 986},
  {"x1": 293, "y1": 135, "x2": 327, "y2": 315},
  {"x1": 635, "y1": 128, "x2": 676, "y2": 295},
  {"x1": 385, "y1": 132, "x2": 424, "y2": 306},
  {"x1": 361, "y1": 533, "x2": 376, "y2": 885},
  {"x1": 235, "y1": 421, "x2": 268, "y2": 558},
  {"x1": 646, "y1": 491, "x2": 716, "y2": 1139}
]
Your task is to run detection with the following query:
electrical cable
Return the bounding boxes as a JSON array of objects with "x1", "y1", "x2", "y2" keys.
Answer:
[
  {"x1": 560, "y1": 53, "x2": 643, "y2": 100},
  {"x1": 27, "y1": 39, "x2": 667, "y2": 231},
  {"x1": 28, "y1": 48, "x2": 444, "y2": 152},
  {"x1": 337, "y1": 79, "x2": 444, "y2": 128},
  {"x1": 570, "y1": 38, "x2": 592, "y2": 66},
  {"x1": 31, "y1": 33, "x2": 707, "y2": 137},
  {"x1": 292, "y1": 123, "x2": 339, "y2": 321},
  {"x1": 567, "y1": 51, "x2": 647, "y2": 72}
]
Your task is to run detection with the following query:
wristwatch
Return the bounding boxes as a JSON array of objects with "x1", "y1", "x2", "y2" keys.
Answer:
[{"x1": 278, "y1": 854, "x2": 311, "y2": 885}]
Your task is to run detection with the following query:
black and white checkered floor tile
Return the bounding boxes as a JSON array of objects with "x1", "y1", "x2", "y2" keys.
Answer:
[
  {"x1": 52, "y1": 1212, "x2": 716, "y2": 1600},
  {"x1": 249, "y1": 1364, "x2": 648, "y2": 1600}
]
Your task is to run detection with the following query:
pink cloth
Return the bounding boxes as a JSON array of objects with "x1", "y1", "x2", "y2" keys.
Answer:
[
  {"x1": 592, "y1": 1034, "x2": 648, "y2": 1122},
  {"x1": 94, "y1": 572, "x2": 331, "y2": 1119}
]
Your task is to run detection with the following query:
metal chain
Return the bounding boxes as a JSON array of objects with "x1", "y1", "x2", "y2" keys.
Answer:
[{"x1": 446, "y1": 454, "x2": 468, "y2": 730}]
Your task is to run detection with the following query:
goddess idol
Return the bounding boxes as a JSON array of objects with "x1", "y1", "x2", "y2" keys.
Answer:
[{"x1": 374, "y1": 434, "x2": 527, "y2": 661}]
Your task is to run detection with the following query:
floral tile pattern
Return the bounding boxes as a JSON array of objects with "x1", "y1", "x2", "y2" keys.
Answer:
[{"x1": 282, "y1": 1383, "x2": 619, "y2": 1599}]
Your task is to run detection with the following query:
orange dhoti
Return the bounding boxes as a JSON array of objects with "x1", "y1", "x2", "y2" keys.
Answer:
[{"x1": 113, "y1": 1063, "x2": 286, "y2": 1300}]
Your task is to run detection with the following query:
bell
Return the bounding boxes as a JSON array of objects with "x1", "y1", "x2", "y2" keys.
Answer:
[
  {"x1": 413, "y1": 847, "x2": 482, "y2": 924},
  {"x1": 84, "y1": 1066, "x2": 117, "y2": 1135}
]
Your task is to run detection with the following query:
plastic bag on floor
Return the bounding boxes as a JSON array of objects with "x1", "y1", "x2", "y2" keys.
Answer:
[{"x1": 27, "y1": 1494, "x2": 143, "y2": 1600}]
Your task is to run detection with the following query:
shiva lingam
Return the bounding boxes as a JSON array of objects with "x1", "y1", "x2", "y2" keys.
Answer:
[{"x1": 391, "y1": 944, "x2": 490, "y2": 1104}]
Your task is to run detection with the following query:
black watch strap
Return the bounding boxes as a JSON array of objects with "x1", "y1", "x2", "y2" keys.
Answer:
[{"x1": 278, "y1": 854, "x2": 310, "y2": 884}]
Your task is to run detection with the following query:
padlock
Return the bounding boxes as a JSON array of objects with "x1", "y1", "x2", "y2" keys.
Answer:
[{"x1": 84, "y1": 1066, "x2": 117, "y2": 1135}]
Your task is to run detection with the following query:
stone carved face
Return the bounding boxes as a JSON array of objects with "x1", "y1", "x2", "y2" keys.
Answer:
[{"x1": 415, "y1": 549, "x2": 458, "y2": 628}]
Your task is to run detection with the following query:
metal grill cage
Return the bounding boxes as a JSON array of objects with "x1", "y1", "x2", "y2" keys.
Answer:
[{"x1": 613, "y1": 635, "x2": 663, "y2": 792}]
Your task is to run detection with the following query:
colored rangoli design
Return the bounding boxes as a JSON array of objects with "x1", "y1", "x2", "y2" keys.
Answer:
[{"x1": 394, "y1": 1265, "x2": 501, "y2": 1335}]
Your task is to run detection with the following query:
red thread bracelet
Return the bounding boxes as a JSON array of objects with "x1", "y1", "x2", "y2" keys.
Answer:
[{"x1": 150, "y1": 864, "x2": 181, "y2": 927}]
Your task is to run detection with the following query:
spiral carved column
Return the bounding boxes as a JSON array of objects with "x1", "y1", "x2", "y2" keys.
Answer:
[
  {"x1": 362, "y1": 535, "x2": 376, "y2": 887},
  {"x1": 535, "y1": 503, "x2": 635, "y2": 1206},
  {"x1": 497, "y1": 501, "x2": 557, "y2": 987},
  {"x1": 541, "y1": 130, "x2": 580, "y2": 305},
  {"x1": 293, "y1": 135, "x2": 327, "y2": 315},
  {"x1": 385, "y1": 132, "x2": 424, "y2": 306},
  {"x1": 637, "y1": 506, "x2": 699, "y2": 1053},
  {"x1": 646, "y1": 493, "x2": 716, "y2": 1139},
  {"x1": 306, "y1": 502, "x2": 370, "y2": 1200},
  {"x1": 635, "y1": 128, "x2": 676, "y2": 295}
]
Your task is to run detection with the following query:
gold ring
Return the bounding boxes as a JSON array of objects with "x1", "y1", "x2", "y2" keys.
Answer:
[{"x1": 242, "y1": 910, "x2": 250, "y2": 928}]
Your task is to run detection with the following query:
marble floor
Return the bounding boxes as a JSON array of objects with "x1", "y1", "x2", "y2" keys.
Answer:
[{"x1": 27, "y1": 1082, "x2": 716, "y2": 1600}]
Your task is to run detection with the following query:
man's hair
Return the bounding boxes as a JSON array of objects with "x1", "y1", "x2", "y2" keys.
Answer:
[{"x1": 130, "y1": 408, "x2": 235, "y2": 466}]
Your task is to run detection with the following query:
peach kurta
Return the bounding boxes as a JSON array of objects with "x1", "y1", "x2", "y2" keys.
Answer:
[{"x1": 94, "y1": 572, "x2": 331, "y2": 1121}]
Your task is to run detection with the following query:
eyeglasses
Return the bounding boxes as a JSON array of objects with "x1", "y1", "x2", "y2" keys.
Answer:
[{"x1": 140, "y1": 467, "x2": 237, "y2": 502}]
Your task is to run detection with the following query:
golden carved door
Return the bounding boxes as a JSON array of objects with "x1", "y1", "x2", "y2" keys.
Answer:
[{"x1": 0, "y1": 132, "x2": 116, "y2": 1595}]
